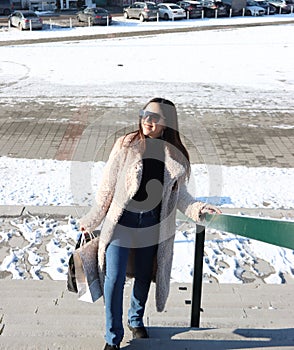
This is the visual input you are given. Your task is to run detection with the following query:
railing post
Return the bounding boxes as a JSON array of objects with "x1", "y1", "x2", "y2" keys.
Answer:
[{"x1": 190, "y1": 224, "x2": 205, "y2": 327}]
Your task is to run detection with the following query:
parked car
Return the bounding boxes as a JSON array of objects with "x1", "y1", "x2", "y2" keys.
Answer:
[
  {"x1": 222, "y1": 0, "x2": 247, "y2": 16},
  {"x1": 177, "y1": 0, "x2": 203, "y2": 18},
  {"x1": 286, "y1": 0, "x2": 294, "y2": 11},
  {"x1": 200, "y1": 0, "x2": 228, "y2": 17},
  {"x1": 157, "y1": 3, "x2": 186, "y2": 19},
  {"x1": 245, "y1": 0, "x2": 266, "y2": 14},
  {"x1": 268, "y1": 0, "x2": 291, "y2": 13},
  {"x1": 255, "y1": 0, "x2": 276, "y2": 13},
  {"x1": 123, "y1": 2, "x2": 158, "y2": 21},
  {"x1": 177, "y1": 0, "x2": 203, "y2": 17},
  {"x1": 8, "y1": 11, "x2": 42, "y2": 30},
  {"x1": 0, "y1": 0, "x2": 13, "y2": 15},
  {"x1": 77, "y1": 7, "x2": 112, "y2": 25}
]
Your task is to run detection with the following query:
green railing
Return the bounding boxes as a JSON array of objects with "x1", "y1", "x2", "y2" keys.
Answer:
[{"x1": 190, "y1": 213, "x2": 294, "y2": 327}]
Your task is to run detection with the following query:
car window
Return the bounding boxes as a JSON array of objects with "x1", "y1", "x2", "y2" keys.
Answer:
[
  {"x1": 24, "y1": 13, "x2": 38, "y2": 18},
  {"x1": 147, "y1": 3, "x2": 158, "y2": 9},
  {"x1": 94, "y1": 8, "x2": 107, "y2": 13},
  {"x1": 170, "y1": 4, "x2": 180, "y2": 8}
]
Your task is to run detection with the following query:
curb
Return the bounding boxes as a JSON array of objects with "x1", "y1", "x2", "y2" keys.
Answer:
[
  {"x1": 0, "y1": 205, "x2": 293, "y2": 219},
  {"x1": 0, "y1": 18, "x2": 294, "y2": 46}
]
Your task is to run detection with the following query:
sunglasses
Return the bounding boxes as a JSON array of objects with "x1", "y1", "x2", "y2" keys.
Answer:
[{"x1": 139, "y1": 110, "x2": 164, "y2": 124}]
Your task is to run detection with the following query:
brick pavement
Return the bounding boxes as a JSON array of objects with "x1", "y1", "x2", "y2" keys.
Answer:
[{"x1": 0, "y1": 101, "x2": 293, "y2": 167}]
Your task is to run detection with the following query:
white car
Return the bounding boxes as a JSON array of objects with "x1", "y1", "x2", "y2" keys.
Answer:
[
  {"x1": 245, "y1": 0, "x2": 266, "y2": 14},
  {"x1": 157, "y1": 3, "x2": 186, "y2": 20},
  {"x1": 8, "y1": 10, "x2": 43, "y2": 30}
]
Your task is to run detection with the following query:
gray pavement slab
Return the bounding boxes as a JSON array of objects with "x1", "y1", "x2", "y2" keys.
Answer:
[
  {"x1": 0, "y1": 280, "x2": 294, "y2": 349},
  {"x1": 0, "y1": 102, "x2": 293, "y2": 167}
]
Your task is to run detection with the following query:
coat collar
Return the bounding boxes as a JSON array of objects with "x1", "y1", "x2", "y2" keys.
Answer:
[{"x1": 164, "y1": 146, "x2": 186, "y2": 180}]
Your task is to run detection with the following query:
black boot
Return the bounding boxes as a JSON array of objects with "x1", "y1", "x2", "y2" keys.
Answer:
[
  {"x1": 128, "y1": 324, "x2": 149, "y2": 339},
  {"x1": 103, "y1": 344, "x2": 120, "y2": 350}
]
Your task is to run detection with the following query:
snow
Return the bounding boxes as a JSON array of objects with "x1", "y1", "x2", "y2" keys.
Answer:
[
  {"x1": 1, "y1": 207, "x2": 293, "y2": 284},
  {"x1": 0, "y1": 14, "x2": 293, "y2": 284},
  {"x1": 1, "y1": 15, "x2": 294, "y2": 109},
  {"x1": 0, "y1": 157, "x2": 293, "y2": 209}
]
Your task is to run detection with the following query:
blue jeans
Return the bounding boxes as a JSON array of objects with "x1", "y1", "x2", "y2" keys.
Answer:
[{"x1": 104, "y1": 209, "x2": 159, "y2": 346}]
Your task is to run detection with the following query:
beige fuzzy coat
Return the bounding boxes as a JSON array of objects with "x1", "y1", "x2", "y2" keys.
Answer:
[{"x1": 79, "y1": 133, "x2": 206, "y2": 312}]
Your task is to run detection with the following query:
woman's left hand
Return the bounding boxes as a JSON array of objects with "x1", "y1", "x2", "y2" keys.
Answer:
[{"x1": 200, "y1": 204, "x2": 222, "y2": 215}]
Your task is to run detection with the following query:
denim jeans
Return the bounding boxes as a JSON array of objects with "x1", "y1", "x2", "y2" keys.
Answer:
[{"x1": 104, "y1": 209, "x2": 159, "y2": 346}]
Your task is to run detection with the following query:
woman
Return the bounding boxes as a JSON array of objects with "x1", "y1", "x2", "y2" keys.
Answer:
[{"x1": 79, "y1": 98, "x2": 221, "y2": 350}]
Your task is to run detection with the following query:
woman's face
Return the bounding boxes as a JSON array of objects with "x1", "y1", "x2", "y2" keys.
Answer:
[{"x1": 141, "y1": 102, "x2": 166, "y2": 139}]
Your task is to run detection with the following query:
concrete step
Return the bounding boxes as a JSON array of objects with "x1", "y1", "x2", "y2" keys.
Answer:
[{"x1": 1, "y1": 280, "x2": 294, "y2": 349}]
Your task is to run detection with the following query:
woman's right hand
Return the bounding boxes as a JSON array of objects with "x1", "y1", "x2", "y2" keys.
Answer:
[{"x1": 200, "y1": 204, "x2": 222, "y2": 215}]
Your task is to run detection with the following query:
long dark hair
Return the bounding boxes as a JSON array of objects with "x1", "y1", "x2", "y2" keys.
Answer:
[{"x1": 126, "y1": 97, "x2": 191, "y2": 178}]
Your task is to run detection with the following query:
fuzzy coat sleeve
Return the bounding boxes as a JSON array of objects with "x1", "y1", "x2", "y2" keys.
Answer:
[
  {"x1": 177, "y1": 182, "x2": 206, "y2": 222},
  {"x1": 78, "y1": 137, "x2": 124, "y2": 232}
]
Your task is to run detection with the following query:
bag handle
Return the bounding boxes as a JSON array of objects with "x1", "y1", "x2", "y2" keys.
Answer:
[{"x1": 80, "y1": 231, "x2": 96, "y2": 246}]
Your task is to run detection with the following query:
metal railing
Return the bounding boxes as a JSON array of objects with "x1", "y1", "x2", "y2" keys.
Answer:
[{"x1": 190, "y1": 213, "x2": 294, "y2": 327}]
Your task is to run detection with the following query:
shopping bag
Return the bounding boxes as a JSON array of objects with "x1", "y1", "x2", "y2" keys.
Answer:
[
  {"x1": 67, "y1": 234, "x2": 83, "y2": 293},
  {"x1": 70, "y1": 230, "x2": 102, "y2": 303}
]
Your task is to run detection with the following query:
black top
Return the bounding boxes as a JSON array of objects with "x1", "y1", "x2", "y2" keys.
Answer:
[{"x1": 130, "y1": 137, "x2": 165, "y2": 212}]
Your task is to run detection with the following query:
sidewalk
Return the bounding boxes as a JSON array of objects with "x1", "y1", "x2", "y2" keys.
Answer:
[
  {"x1": 1, "y1": 280, "x2": 294, "y2": 349},
  {"x1": 0, "y1": 102, "x2": 293, "y2": 167}
]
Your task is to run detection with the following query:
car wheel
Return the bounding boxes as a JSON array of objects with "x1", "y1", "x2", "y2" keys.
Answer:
[
  {"x1": 139, "y1": 13, "x2": 145, "y2": 22},
  {"x1": 3, "y1": 9, "x2": 11, "y2": 16},
  {"x1": 18, "y1": 22, "x2": 23, "y2": 31},
  {"x1": 124, "y1": 11, "x2": 129, "y2": 19},
  {"x1": 77, "y1": 15, "x2": 81, "y2": 22},
  {"x1": 164, "y1": 13, "x2": 169, "y2": 20}
]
